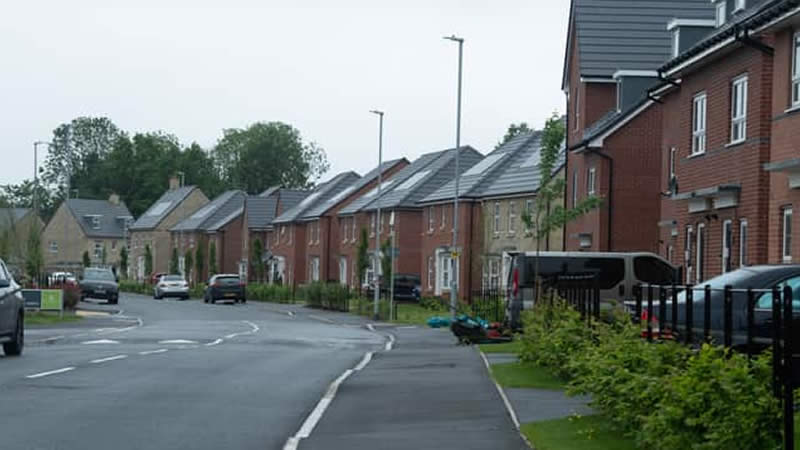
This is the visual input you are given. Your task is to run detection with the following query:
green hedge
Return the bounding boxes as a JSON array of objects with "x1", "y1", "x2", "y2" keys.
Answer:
[
  {"x1": 521, "y1": 299, "x2": 782, "y2": 449},
  {"x1": 246, "y1": 283, "x2": 294, "y2": 304},
  {"x1": 303, "y1": 282, "x2": 350, "y2": 312},
  {"x1": 118, "y1": 281, "x2": 151, "y2": 295}
]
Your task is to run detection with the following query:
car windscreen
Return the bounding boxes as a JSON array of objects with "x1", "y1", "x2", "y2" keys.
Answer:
[{"x1": 84, "y1": 270, "x2": 115, "y2": 281}]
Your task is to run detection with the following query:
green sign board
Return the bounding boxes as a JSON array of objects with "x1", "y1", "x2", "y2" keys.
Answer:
[{"x1": 41, "y1": 290, "x2": 63, "y2": 311}]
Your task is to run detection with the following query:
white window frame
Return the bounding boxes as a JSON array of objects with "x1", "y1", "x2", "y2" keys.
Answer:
[
  {"x1": 339, "y1": 256, "x2": 348, "y2": 285},
  {"x1": 784, "y1": 207, "x2": 793, "y2": 263},
  {"x1": 696, "y1": 223, "x2": 706, "y2": 283},
  {"x1": 49, "y1": 241, "x2": 58, "y2": 253},
  {"x1": 731, "y1": 75, "x2": 748, "y2": 144},
  {"x1": 489, "y1": 259, "x2": 500, "y2": 289},
  {"x1": 685, "y1": 225, "x2": 694, "y2": 284},
  {"x1": 667, "y1": 244, "x2": 674, "y2": 264},
  {"x1": 669, "y1": 147, "x2": 676, "y2": 180},
  {"x1": 428, "y1": 207, "x2": 435, "y2": 232},
  {"x1": 427, "y1": 256, "x2": 434, "y2": 289},
  {"x1": 310, "y1": 257, "x2": 320, "y2": 282},
  {"x1": 739, "y1": 219, "x2": 748, "y2": 267},
  {"x1": 587, "y1": 167, "x2": 596, "y2": 195},
  {"x1": 792, "y1": 32, "x2": 800, "y2": 107},
  {"x1": 508, "y1": 202, "x2": 516, "y2": 234},
  {"x1": 716, "y1": 1, "x2": 727, "y2": 27},
  {"x1": 341, "y1": 219, "x2": 347, "y2": 243},
  {"x1": 288, "y1": 225, "x2": 292, "y2": 245},
  {"x1": 371, "y1": 212, "x2": 378, "y2": 237},
  {"x1": 91, "y1": 216, "x2": 101, "y2": 230},
  {"x1": 493, "y1": 202, "x2": 501, "y2": 235},
  {"x1": 524, "y1": 199, "x2": 533, "y2": 233},
  {"x1": 572, "y1": 170, "x2": 578, "y2": 206},
  {"x1": 734, "y1": 0, "x2": 745, "y2": 12},
  {"x1": 441, "y1": 204, "x2": 447, "y2": 229},
  {"x1": 93, "y1": 241, "x2": 103, "y2": 260},
  {"x1": 692, "y1": 93, "x2": 707, "y2": 155},
  {"x1": 351, "y1": 217, "x2": 357, "y2": 242},
  {"x1": 436, "y1": 250, "x2": 458, "y2": 293},
  {"x1": 721, "y1": 219, "x2": 732, "y2": 273}
]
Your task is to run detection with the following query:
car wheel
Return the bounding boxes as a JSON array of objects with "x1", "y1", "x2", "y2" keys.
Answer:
[
  {"x1": 3, "y1": 315, "x2": 24, "y2": 356},
  {"x1": 203, "y1": 295, "x2": 208, "y2": 304}
]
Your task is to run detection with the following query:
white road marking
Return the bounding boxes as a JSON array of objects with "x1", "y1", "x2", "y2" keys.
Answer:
[
  {"x1": 26, "y1": 367, "x2": 75, "y2": 379},
  {"x1": 478, "y1": 350, "x2": 525, "y2": 438},
  {"x1": 385, "y1": 333, "x2": 396, "y2": 351},
  {"x1": 139, "y1": 349, "x2": 168, "y2": 355},
  {"x1": 224, "y1": 334, "x2": 237, "y2": 339},
  {"x1": 90, "y1": 354, "x2": 128, "y2": 364},
  {"x1": 286, "y1": 311, "x2": 296, "y2": 317},
  {"x1": 205, "y1": 339, "x2": 223, "y2": 347},
  {"x1": 82, "y1": 339, "x2": 120, "y2": 345},
  {"x1": 158, "y1": 339, "x2": 198, "y2": 345},
  {"x1": 99, "y1": 317, "x2": 143, "y2": 334},
  {"x1": 353, "y1": 352, "x2": 373, "y2": 371},
  {"x1": 223, "y1": 321, "x2": 260, "y2": 339},
  {"x1": 366, "y1": 323, "x2": 376, "y2": 332}
]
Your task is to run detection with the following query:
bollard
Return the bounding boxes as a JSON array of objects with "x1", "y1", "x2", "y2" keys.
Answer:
[{"x1": 772, "y1": 286, "x2": 781, "y2": 398}]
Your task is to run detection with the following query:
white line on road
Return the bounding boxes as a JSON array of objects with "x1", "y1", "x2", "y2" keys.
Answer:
[
  {"x1": 82, "y1": 339, "x2": 120, "y2": 345},
  {"x1": 205, "y1": 339, "x2": 223, "y2": 347},
  {"x1": 385, "y1": 333, "x2": 396, "y2": 351},
  {"x1": 139, "y1": 349, "x2": 168, "y2": 355},
  {"x1": 478, "y1": 350, "x2": 524, "y2": 435},
  {"x1": 90, "y1": 354, "x2": 128, "y2": 364},
  {"x1": 366, "y1": 323, "x2": 376, "y2": 332},
  {"x1": 158, "y1": 339, "x2": 198, "y2": 345},
  {"x1": 286, "y1": 310, "x2": 296, "y2": 317},
  {"x1": 223, "y1": 321, "x2": 260, "y2": 340},
  {"x1": 354, "y1": 352, "x2": 373, "y2": 371},
  {"x1": 26, "y1": 367, "x2": 76, "y2": 379}
]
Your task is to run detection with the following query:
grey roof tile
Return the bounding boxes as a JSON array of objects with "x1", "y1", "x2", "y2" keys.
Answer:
[
  {"x1": 67, "y1": 199, "x2": 133, "y2": 239},
  {"x1": 130, "y1": 185, "x2": 199, "y2": 231},
  {"x1": 170, "y1": 191, "x2": 246, "y2": 232},
  {"x1": 273, "y1": 172, "x2": 361, "y2": 224},
  {"x1": 246, "y1": 189, "x2": 311, "y2": 229}
]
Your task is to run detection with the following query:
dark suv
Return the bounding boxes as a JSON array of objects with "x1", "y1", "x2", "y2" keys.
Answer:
[
  {"x1": 0, "y1": 258, "x2": 24, "y2": 356},
  {"x1": 204, "y1": 274, "x2": 245, "y2": 304},
  {"x1": 80, "y1": 267, "x2": 119, "y2": 304}
]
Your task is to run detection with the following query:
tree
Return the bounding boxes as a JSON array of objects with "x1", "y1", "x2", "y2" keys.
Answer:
[
  {"x1": 521, "y1": 113, "x2": 602, "y2": 297},
  {"x1": 170, "y1": 247, "x2": 179, "y2": 274},
  {"x1": 1, "y1": 181, "x2": 58, "y2": 222},
  {"x1": 195, "y1": 245, "x2": 205, "y2": 283},
  {"x1": 144, "y1": 245, "x2": 153, "y2": 276},
  {"x1": 380, "y1": 238, "x2": 392, "y2": 290},
  {"x1": 356, "y1": 228, "x2": 369, "y2": 294},
  {"x1": 184, "y1": 249, "x2": 194, "y2": 284},
  {"x1": 119, "y1": 246, "x2": 128, "y2": 279},
  {"x1": 496, "y1": 122, "x2": 532, "y2": 149},
  {"x1": 25, "y1": 223, "x2": 44, "y2": 283},
  {"x1": 82, "y1": 250, "x2": 91, "y2": 268},
  {"x1": 213, "y1": 122, "x2": 329, "y2": 193},
  {"x1": 251, "y1": 238, "x2": 264, "y2": 282},
  {"x1": 208, "y1": 241, "x2": 217, "y2": 276}
]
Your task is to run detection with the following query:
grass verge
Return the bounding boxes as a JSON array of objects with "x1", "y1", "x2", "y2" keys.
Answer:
[
  {"x1": 521, "y1": 415, "x2": 637, "y2": 450},
  {"x1": 490, "y1": 361, "x2": 566, "y2": 390},
  {"x1": 479, "y1": 340, "x2": 522, "y2": 354},
  {"x1": 25, "y1": 311, "x2": 84, "y2": 326}
]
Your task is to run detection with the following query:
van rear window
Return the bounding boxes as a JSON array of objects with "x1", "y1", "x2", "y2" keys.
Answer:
[
  {"x1": 634, "y1": 256, "x2": 676, "y2": 284},
  {"x1": 521, "y1": 257, "x2": 625, "y2": 289}
]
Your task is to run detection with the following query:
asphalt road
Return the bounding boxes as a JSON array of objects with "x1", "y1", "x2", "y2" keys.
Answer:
[{"x1": 0, "y1": 294, "x2": 385, "y2": 450}]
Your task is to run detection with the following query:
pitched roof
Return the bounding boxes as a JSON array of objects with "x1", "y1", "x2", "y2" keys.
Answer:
[
  {"x1": 66, "y1": 199, "x2": 133, "y2": 239},
  {"x1": 129, "y1": 185, "x2": 200, "y2": 231},
  {"x1": 246, "y1": 189, "x2": 311, "y2": 230},
  {"x1": 299, "y1": 158, "x2": 407, "y2": 219},
  {"x1": 170, "y1": 190, "x2": 246, "y2": 232},
  {"x1": 476, "y1": 133, "x2": 567, "y2": 198},
  {"x1": 661, "y1": 0, "x2": 793, "y2": 73},
  {"x1": 277, "y1": 189, "x2": 311, "y2": 212},
  {"x1": 563, "y1": 0, "x2": 715, "y2": 86},
  {"x1": 0, "y1": 208, "x2": 32, "y2": 229},
  {"x1": 272, "y1": 172, "x2": 361, "y2": 224},
  {"x1": 421, "y1": 137, "x2": 542, "y2": 203},
  {"x1": 358, "y1": 146, "x2": 484, "y2": 212}
]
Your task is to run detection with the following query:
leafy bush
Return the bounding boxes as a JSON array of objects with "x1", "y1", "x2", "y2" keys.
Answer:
[
  {"x1": 246, "y1": 283, "x2": 293, "y2": 304},
  {"x1": 118, "y1": 281, "x2": 150, "y2": 295},
  {"x1": 303, "y1": 282, "x2": 350, "y2": 312},
  {"x1": 62, "y1": 284, "x2": 81, "y2": 310}
]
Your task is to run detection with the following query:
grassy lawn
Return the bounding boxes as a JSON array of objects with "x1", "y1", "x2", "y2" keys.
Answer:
[
  {"x1": 479, "y1": 339, "x2": 522, "y2": 354},
  {"x1": 25, "y1": 311, "x2": 83, "y2": 326},
  {"x1": 521, "y1": 415, "x2": 637, "y2": 450},
  {"x1": 490, "y1": 361, "x2": 566, "y2": 390},
  {"x1": 392, "y1": 303, "x2": 450, "y2": 325}
]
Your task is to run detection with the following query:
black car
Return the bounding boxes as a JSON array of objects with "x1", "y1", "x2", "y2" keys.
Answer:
[
  {"x1": 365, "y1": 274, "x2": 421, "y2": 301},
  {"x1": 0, "y1": 257, "x2": 24, "y2": 356},
  {"x1": 204, "y1": 274, "x2": 245, "y2": 304},
  {"x1": 80, "y1": 267, "x2": 119, "y2": 304}
]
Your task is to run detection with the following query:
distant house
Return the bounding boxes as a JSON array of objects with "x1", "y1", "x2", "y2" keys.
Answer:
[
  {"x1": 170, "y1": 191, "x2": 246, "y2": 283},
  {"x1": 0, "y1": 208, "x2": 45, "y2": 271},
  {"x1": 129, "y1": 177, "x2": 209, "y2": 281},
  {"x1": 42, "y1": 195, "x2": 133, "y2": 272}
]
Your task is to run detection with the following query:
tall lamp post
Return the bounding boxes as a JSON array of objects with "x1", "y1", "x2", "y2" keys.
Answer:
[
  {"x1": 32, "y1": 141, "x2": 51, "y2": 217},
  {"x1": 444, "y1": 34, "x2": 464, "y2": 317},
  {"x1": 369, "y1": 109, "x2": 384, "y2": 320}
]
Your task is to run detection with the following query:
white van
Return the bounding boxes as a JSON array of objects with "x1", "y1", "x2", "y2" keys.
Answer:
[{"x1": 506, "y1": 251, "x2": 679, "y2": 328}]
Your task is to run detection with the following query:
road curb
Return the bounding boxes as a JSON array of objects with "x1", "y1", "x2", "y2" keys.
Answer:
[{"x1": 477, "y1": 349, "x2": 533, "y2": 449}]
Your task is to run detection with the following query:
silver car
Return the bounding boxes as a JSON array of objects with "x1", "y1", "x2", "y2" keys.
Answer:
[
  {"x1": 0, "y1": 258, "x2": 23, "y2": 356},
  {"x1": 154, "y1": 275, "x2": 190, "y2": 300}
]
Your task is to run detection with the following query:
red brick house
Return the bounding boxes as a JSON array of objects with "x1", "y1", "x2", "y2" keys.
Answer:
[
  {"x1": 337, "y1": 147, "x2": 482, "y2": 291},
  {"x1": 562, "y1": 0, "x2": 715, "y2": 253}
]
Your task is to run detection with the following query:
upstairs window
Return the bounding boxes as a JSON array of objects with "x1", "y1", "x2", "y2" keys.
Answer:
[
  {"x1": 525, "y1": 199, "x2": 533, "y2": 233},
  {"x1": 508, "y1": 202, "x2": 517, "y2": 234},
  {"x1": 669, "y1": 147, "x2": 677, "y2": 180},
  {"x1": 587, "y1": 167, "x2": 596, "y2": 195},
  {"x1": 572, "y1": 170, "x2": 578, "y2": 206},
  {"x1": 493, "y1": 202, "x2": 501, "y2": 235},
  {"x1": 716, "y1": 1, "x2": 727, "y2": 27},
  {"x1": 49, "y1": 241, "x2": 58, "y2": 253},
  {"x1": 731, "y1": 75, "x2": 748, "y2": 144},
  {"x1": 792, "y1": 32, "x2": 800, "y2": 107},
  {"x1": 371, "y1": 212, "x2": 378, "y2": 236},
  {"x1": 784, "y1": 207, "x2": 793, "y2": 263},
  {"x1": 441, "y1": 204, "x2": 447, "y2": 229},
  {"x1": 91, "y1": 216, "x2": 101, "y2": 229},
  {"x1": 427, "y1": 207, "x2": 435, "y2": 232},
  {"x1": 692, "y1": 93, "x2": 707, "y2": 155}
]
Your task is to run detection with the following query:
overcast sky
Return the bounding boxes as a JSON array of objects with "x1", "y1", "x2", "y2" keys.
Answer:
[{"x1": 0, "y1": 0, "x2": 569, "y2": 185}]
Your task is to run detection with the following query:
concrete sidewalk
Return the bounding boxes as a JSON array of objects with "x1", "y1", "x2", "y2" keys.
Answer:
[{"x1": 299, "y1": 327, "x2": 528, "y2": 450}]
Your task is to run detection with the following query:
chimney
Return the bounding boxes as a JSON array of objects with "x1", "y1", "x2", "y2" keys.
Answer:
[
  {"x1": 169, "y1": 176, "x2": 180, "y2": 191},
  {"x1": 108, "y1": 193, "x2": 120, "y2": 205}
]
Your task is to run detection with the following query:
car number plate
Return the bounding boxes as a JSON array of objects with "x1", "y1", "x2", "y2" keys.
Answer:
[
  {"x1": 95, "y1": 289, "x2": 105, "y2": 294},
  {"x1": 225, "y1": 293, "x2": 235, "y2": 297}
]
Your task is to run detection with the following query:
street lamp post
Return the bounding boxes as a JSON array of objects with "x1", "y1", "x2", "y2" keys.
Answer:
[
  {"x1": 370, "y1": 109, "x2": 384, "y2": 321},
  {"x1": 444, "y1": 34, "x2": 464, "y2": 317},
  {"x1": 32, "y1": 141, "x2": 51, "y2": 218}
]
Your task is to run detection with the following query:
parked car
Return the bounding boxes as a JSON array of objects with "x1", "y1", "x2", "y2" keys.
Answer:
[
  {"x1": 363, "y1": 274, "x2": 422, "y2": 301},
  {"x1": 0, "y1": 257, "x2": 24, "y2": 356},
  {"x1": 154, "y1": 275, "x2": 189, "y2": 300},
  {"x1": 203, "y1": 274, "x2": 245, "y2": 304},
  {"x1": 505, "y1": 251, "x2": 679, "y2": 328},
  {"x1": 80, "y1": 267, "x2": 120, "y2": 304}
]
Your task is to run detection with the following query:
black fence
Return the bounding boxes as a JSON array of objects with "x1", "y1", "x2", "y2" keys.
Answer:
[{"x1": 470, "y1": 289, "x2": 505, "y2": 323}]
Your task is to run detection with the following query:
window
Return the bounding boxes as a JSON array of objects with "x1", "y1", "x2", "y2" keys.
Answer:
[
  {"x1": 341, "y1": 219, "x2": 347, "y2": 243},
  {"x1": 574, "y1": 87, "x2": 580, "y2": 131},
  {"x1": 756, "y1": 276, "x2": 800, "y2": 311},
  {"x1": 441, "y1": 204, "x2": 447, "y2": 229},
  {"x1": 740, "y1": 219, "x2": 748, "y2": 267},
  {"x1": 731, "y1": 75, "x2": 748, "y2": 143},
  {"x1": 634, "y1": 256, "x2": 676, "y2": 284},
  {"x1": 427, "y1": 256, "x2": 434, "y2": 289},
  {"x1": 437, "y1": 251, "x2": 458, "y2": 291},
  {"x1": 722, "y1": 220, "x2": 732, "y2": 273},
  {"x1": 508, "y1": 202, "x2": 517, "y2": 234},
  {"x1": 352, "y1": 217, "x2": 357, "y2": 242},
  {"x1": 696, "y1": 223, "x2": 706, "y2": 283},
  {"x1": 525, "y1": 200, "x2": 533, "y2": 233},
  {"x1": 572, "y1": 170, "x2": 578, "y2": 206},
  {"x1": 489, "y1": 259, "x2": 500, "y2": 289},
  {"x1": 493, "y1": 202, "x2": 501, "y2": 234},
  {"x1": 716, "y1": 1, "x2": 727, "y2": 27},
  {"x1": 792, "y1": 32, "x2": 800, "y2": 106},
  {"x1": 734, "y1": 0, "x2": 745, "y2": 12},
  {"x1": 685, "y1": 226, "x2": 694, "y2": 284},
  {"x1": 91, "y1": 216, "x2": 101, "y2": 229},
  {"x1": 49, "y1": 241, "x2": 58, "y2": 253},
  {"x1": 587, "y1": 167, "x2": 596, "y2": 195},
  {"x1": 93, "y1": 241, "x2": 103, "y2": 260},
  {"x1": 310, "y1": 257, "x2": 320, "y2": 282},
  {"x1": 112, "y1": 240, "x2": 116, "y2": 250},
  {"x1": 339, "y1": 257, "x2": 348, "y2": 285},
  {"x1": 428, "y1": 207, "x2": 434, "y2": 232},
  {"x1": 784, "y1": 207, "x2": 793, "y2": 263},
  {"x1": 669, "y1": 148, "x2": 676, "y2": 180},
  {"x1": 692, "y1": 93, "x2": 707, "y2": 155},
  {"x1": 371, "y1": 212, "x2": 377, "y2": 236},
  {"x1": 672, "y1": 29, "x2": 680, "y2": 58},
  {"x1": 288, "y1": 225, "x2": 292, "y2": 245}
]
